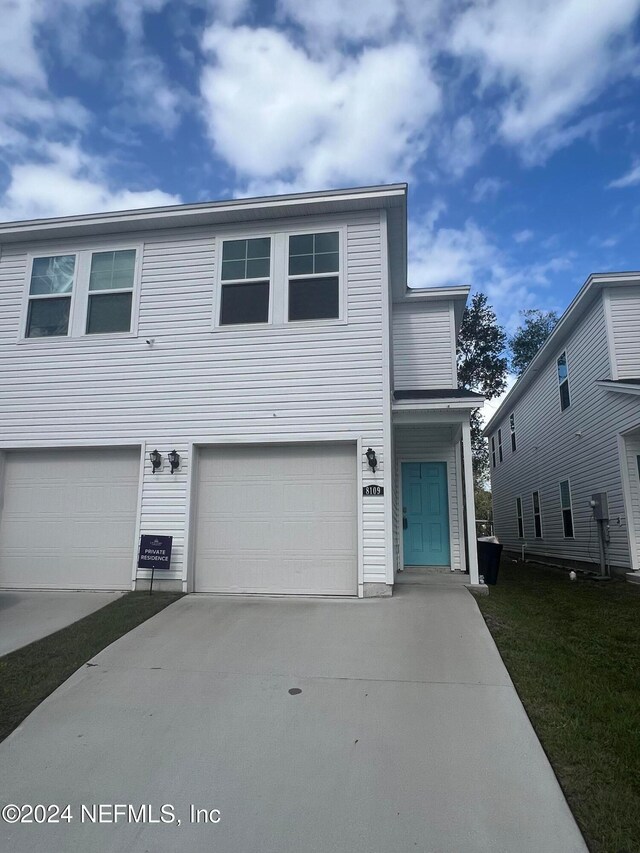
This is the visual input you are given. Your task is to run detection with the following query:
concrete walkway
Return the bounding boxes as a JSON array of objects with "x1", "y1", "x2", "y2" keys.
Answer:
[
  {"x1": 0, "y1": 590, "x2": 122, "y2": 657},
  {"x1": 0, "y1": 587, "x2": 587, "y2": 852}
]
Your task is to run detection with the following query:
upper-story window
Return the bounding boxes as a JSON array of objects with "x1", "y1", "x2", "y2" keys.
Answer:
[
  {"x1": 509, "y1": 412, "x2": 516, "y2": 452},
  {"x1": 497, "y1": 428, "x2": 503, "y2": 463},
  {"x1": 219, "y1": 237, "x2": 271, "y2": 326},
  {"x1": 288, "y1": 231, "x2": 340, "y2": 322},
  {"x1": 491, "y1": 436, "x2": 496, "y2": 468},
  {"x1": 26, "y1": 255, "x2": 76, "y2": 337},
  {"x1": 86, "y1": 250, "x2": 136, "y2": 334},
  {"x1": 24, "y1": 248, "x2": 137, "y2": 339},
  {"x1": 557, "y1": 351, "x2": 571, "y2": 411}
]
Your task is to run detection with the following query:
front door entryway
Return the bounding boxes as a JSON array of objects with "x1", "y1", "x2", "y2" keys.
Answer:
[{"x1": 402, "y1": 462, "x2": 450, "y2": 566}]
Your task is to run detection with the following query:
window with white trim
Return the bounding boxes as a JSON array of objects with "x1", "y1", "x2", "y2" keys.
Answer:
[
  {"x1": 25, "y1": 255, "x2": 76, "y2": 337},
  {"x1": 516, "y1": 496, "x2": 524, "y2": 538},
  {"x1": 509, "y1": 412, "x2": 516, "y2": 452},
  {"x1": 24, "y1": 248, "x2": 137, "y2": 339},
  {"x1": 288, "y1": 231, "x2": 340, "y2": 321},
  {"x1": 557, "y1": 351, "x2": 571, "y2": 411},
  {"x1": 86, "y1": 250, "x2": 136, "y2": 334},
  {"x1": 219, "y1": 237, "x2": 271, "y2": 326},
  {"x1": 533, "y1": 490, "x2": 542, "y2": 538},
  {"x1": 498, "y1": 428, "x2": 503, "y2": 463},
  {"x1": 560, "y1": 480, "x2": 574, "y2": 538},
  {"x1": 491, "y1": 436, "x2": 496, "y2": 468}
]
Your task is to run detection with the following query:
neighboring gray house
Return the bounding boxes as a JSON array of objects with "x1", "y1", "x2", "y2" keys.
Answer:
[
  {"x1": 485, "y1": 273, "x2": 640, "y2": 581},
  {"x1": 0, "y1": 184, "x2": 482, "y2": 596}
]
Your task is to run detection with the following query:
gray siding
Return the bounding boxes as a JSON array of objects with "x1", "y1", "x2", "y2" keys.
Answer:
[
  {"x1": 392, "y1": 300, "x2": 456, "y2": 389},
  {"x1": 0, "y1": 211, "x2": 389, "y2": 584},
  {"x1": 490, "y1": 295, "x2": 640, "y2": 570},
  {"x1": 393, "y1": 425, "x2": 463, "y2": 571},
  {"x1": 608, "y1": 284, "x2": 640, "y2": 380}
]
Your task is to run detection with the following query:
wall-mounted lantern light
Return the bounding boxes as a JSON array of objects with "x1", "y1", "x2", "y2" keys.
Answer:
[
  {"x1": 365, "y1": 447, "x2": 378, "y2": 473},
  {"x1": 150, "y1": 449, "x2": 162, "y2": 474},
  {"x1": 168, "y1": 449, "x2": 181, "y2": 474}
]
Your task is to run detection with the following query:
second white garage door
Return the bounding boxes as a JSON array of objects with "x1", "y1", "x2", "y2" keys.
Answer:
[
  {"x1": 0, "y1": 447, "x2": 139, "y2": 590},
  {"x1": 194, "y1": 443, "x2": 357, "y2": 595}
]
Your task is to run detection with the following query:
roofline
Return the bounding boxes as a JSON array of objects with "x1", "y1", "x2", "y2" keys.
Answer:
[
  {"x1": 596, "y1": 380, "x2": 640, "y2": 397},
  {"x1": 393, "y1": 398, "x2": 484, "y2": 411},
  {"x1": 403, "y1": 285, "x2": 470, "y2": 301},
  {"x1": 483, "y1": 270, "x2": 640, "y2": 435},
  {"x1": 0, "y1": 183, "x2": 407, "y2": 242}
]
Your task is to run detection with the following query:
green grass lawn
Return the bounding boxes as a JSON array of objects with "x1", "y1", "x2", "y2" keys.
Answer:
[
  {"x1": 0, "y1": 591, "x2": 182, "y2": 743},
  {"x1": 477, "y1": 559, "x2": 640, "y2": 853}
]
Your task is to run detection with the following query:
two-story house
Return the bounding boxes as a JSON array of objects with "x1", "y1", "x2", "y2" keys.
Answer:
[
  {"x1": 0, "y1": 184, "x2": 482, "y2": 596},
  {"x1": 485, "y1": 273, "x2": 640, "y2": 582}
]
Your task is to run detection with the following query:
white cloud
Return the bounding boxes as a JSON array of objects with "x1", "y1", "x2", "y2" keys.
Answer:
[
  {"x1": 200, "y1": 25, "x2": 440, "y2": 191},
  {"x1": 451, "y1": 0, "x2": 640, "y2": 158},
  {"x1": 481, "y1": 373, "x2": 517, "y2": 427},
  {"x1": 514, "y1": 229, "x2": 534, "y2": 243},
  {"x1": 471, "y1": 176, "x2": 506, "y2": 202},
  {"x1": 0, "y1": 141, "x2": 181, "y2": 221},
  {"x1": 409, "y1": 208, "x2": 572, "y2": 329},
  {"x1": 438, "y1": 116, "x2": 484, "y2": 178},
  {"x1": 277, "y1": 0, "x2": 402, "y2": 46},
  {"x1": 608, "y1": 161, "x2": 640, "y2": 187}
]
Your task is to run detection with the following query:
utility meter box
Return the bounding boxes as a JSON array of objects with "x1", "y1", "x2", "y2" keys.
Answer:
[{"x1": 591, "y1": 492, "x2": 609, "y2": 521}]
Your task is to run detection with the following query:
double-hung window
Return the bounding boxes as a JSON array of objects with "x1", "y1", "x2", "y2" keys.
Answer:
[
  {"x1": 516, "y1": 497, "x2": 524, "y2": 538},
  {"x1": 219, "y1": 237, "x2": 271, "y2": 325},
  {"x1": 532, "y1": 490, "x2": 542, "y2": 538},
  {"x1": 288, "y1": 231, "x2": 340, "y2": 321},
  {"x1": 557, "y1": 351, "x2": 571, "y2": 411},
  {"x1": 559, "y1": 480, "x2": 574, "y2": 538},
  {"x1": 509, "y1": 412, "x2": 516, "y2": 452},
  {"x1": 86, "y1": 250, "x2": 136, "y2": 334},
  {"x1": 25, "y1": 255, "x2": 76, "y2": 337},
  {"x1": 498, "y1": 428, "x2": 503, "y2": 463},
  {"x1": 491, "y1": 436, "x2": 496, "y2": 468},
  {"x1": 25, "y1": 248, "x2": 137, "y2": 338}
]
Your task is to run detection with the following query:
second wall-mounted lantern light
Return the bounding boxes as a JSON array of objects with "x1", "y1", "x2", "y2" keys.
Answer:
[
  {"x1": 365, "y1": 447, "x2": 378, "y2": 473},
  {"x1": 150, "y1": 449, "x2": 162, "y2": 474},
  {"x1": 168, "y1": 449, "x2": 181, "y2": 474}
]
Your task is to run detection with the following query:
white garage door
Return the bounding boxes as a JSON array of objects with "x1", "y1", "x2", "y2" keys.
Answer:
[
  {"x1": 0, "y1": 448, "x2": 140, "y2": 590},
  {"x1": 195, "y1": 443, "x2": 357, "y2": 595}
]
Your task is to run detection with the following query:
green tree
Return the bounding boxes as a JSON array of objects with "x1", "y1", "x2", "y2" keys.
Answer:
[
  {"x1": 509, "y1": 309, "x2": 559, "y2": 375},
  {"x1": 457, "y1": 292, "x2": 508, "y2": 485}
]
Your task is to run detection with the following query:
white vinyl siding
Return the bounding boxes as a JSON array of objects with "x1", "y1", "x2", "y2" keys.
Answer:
[
  {"x1": 393, "y1": 426, "x2": 463, "y2": 572},
  {"x1": 0, "y1": 448, "x2": 139, "y2": 589},
  {"x1": 490, "y1": 295, "x2": 640, "y2": 570},
  {"x1": 0, "y1": 211, "x2": 388, "y2": 585},
  {"x1": 607, "y1": 284, "x2": 640, "y2": 380},
  {"x1": 392, "y1": 300, "x2": 456, "y2": 390}
]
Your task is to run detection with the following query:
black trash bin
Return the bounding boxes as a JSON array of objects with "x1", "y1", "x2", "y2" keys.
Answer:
[{"x1": 477, "y1": 540, "x2": 503, "y2": 585}]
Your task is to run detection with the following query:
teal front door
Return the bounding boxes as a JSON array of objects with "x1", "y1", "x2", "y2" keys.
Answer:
[{"x1": 402, "y1": 462, "x2": 450, "y2": 566}]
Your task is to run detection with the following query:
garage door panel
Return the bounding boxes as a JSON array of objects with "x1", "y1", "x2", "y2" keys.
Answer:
[
  {"x1": 0, "y1": 449, "x2": 139, "y2": 590},
  {"x1": 195, "y1": 444, "x2": 357, "y2": 595}
]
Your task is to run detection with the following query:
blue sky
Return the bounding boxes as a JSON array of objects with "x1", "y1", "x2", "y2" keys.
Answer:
[{"x1": 2, "y1": 0, "x2": 640, "y2": 333}]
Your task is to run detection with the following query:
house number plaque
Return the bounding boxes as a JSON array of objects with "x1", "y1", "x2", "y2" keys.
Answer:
[{"x1": 362, "y1": 485, "x2": 384, "y2": 496}]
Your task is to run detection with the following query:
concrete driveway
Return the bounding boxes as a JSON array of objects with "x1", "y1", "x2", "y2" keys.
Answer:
[
  {"x1": 0, "y1": 590, "x2": 122, "y2": 657},
  {"x1": 0, "y1": 586, "x2": 587, "y2": 852}
]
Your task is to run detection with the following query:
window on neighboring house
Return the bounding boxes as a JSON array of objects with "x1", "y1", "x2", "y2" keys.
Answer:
[
  {"x1": 533, "y1": 490, "x2": 542, "y2": 538},
  {"x1": 288, "y1": 231, "x2": 340, "y2": 321},
  {"x1": 491, "y1": 436, "x2": 496, "y2": 468},
  {"x1": 219, "y1": 237, "x2": 271, "y2": 326},
  {"x1": 516, "y1": 497, "x2": 524, "y2": 538},
  {"x1": 560, "y1": 480, "x2": 574, "y2": 538},
  {"x1": 557, "y1": 351, "x2": 571, "y2": 411},
  {"x1": 86, "y1": 250, "x2": 135, "y2": 334},
  {"x1": 25, "y1": 255, "x2": 76, "y2": 337},
  {"x1": 510, "y1": 412, "x2": 516, "y2": 452},
  {"x1": 498, "y1": 428, "x2": 503, "y2": 463}
]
